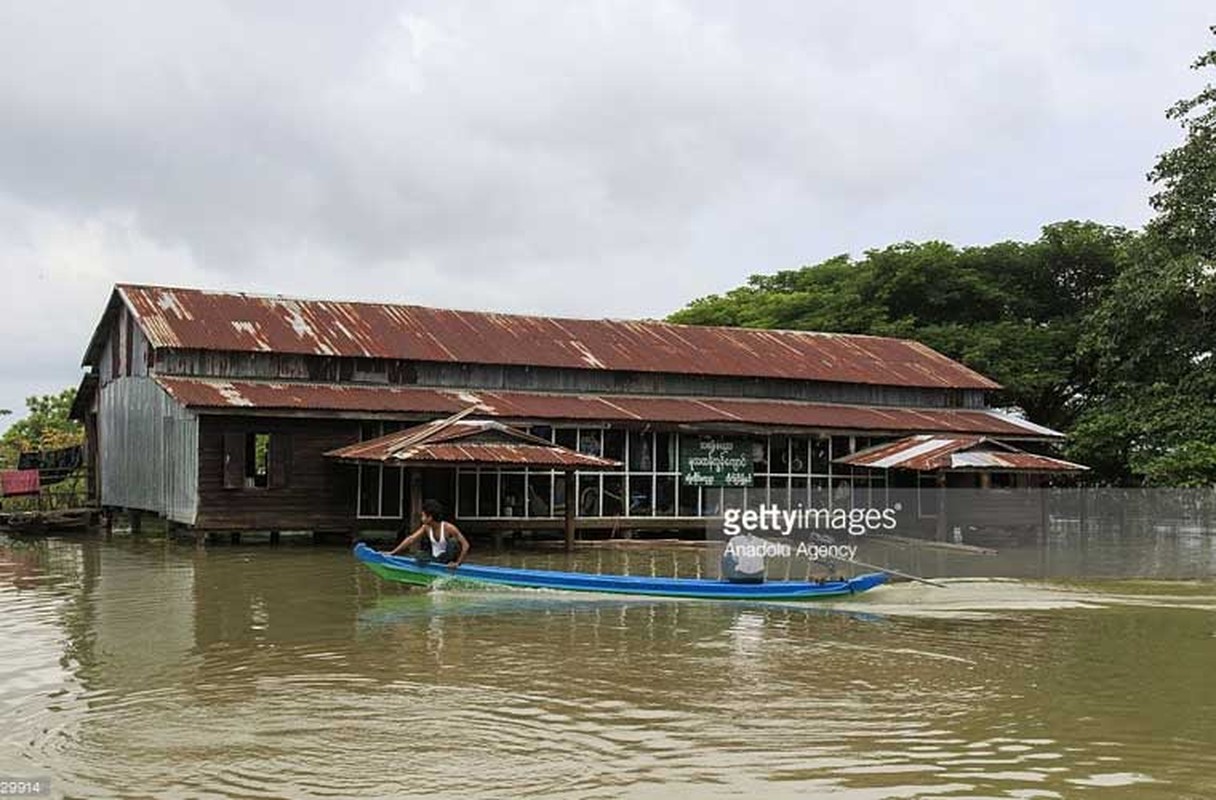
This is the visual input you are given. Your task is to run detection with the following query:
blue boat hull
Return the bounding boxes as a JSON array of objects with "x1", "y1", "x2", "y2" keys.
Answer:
[{"x1": 353, "y1": 543, "x2": 886, "y2": 600}]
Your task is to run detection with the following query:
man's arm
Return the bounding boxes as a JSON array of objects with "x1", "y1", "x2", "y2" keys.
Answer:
[{"x1": 385, "y1": 526, "x2": 425, "y2": 556}]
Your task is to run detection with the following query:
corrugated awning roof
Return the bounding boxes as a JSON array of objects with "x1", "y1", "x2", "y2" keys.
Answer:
[
  {"x1": 154, "y1": 376, "x2": 1062, "y2": 438},
  {"x1": 86, "y1": 284, "x2": 1002, "y2": 390},
  {"x1": 325, "y1": 414, "x2": 619, "y2": 468},
  {"x1": 837, "y1": 434, "x2": 1087, "y2": 472}
]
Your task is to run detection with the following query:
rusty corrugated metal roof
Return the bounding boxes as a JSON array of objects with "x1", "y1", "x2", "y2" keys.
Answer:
[
  {"x1": 325, "y1": 418, "x2": 619, "y2": 468},
  {"x1": 154, "y1": 377, "x2": 1060, "y2": 438},
  {"x1": 104, "y1": 284, "x2": 1000, "y2": 389},
  {"x1": 837, "y1": 434, "x2": 1086, "y2": 472}
]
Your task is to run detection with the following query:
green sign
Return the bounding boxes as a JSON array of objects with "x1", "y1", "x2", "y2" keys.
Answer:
[{"x1": 680, "y1": 436, "x2": 753, "y2": 487}]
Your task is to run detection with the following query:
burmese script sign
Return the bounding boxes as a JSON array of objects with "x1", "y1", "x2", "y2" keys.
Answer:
[{"x1": 680, "y1": 436, "x2": 753, "y2": 487}]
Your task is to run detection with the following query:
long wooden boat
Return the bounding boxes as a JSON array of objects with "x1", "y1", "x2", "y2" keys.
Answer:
[{"x1": 353, "y1": 543, "x2": 887, "y2": 601}]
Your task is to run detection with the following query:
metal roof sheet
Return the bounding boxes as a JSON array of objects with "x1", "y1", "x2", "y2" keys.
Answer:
[
  {"x1": 325, "y1": 418, "x2": 619, "y2": 468},
  {"x1": 100, "y1": 284, "x2": 1000, "y2": 389},
  {"x1": 154, "y1": 377, "x2": 1061, "y2": 438},
  {"x1": 837, "y1": 434, "x2": 1086, "y2": 472}
]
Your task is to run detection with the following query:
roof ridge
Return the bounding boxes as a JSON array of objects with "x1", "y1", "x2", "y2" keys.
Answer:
[{"x1": 113, "y1": 282, "x2": 918, "y2": 344}]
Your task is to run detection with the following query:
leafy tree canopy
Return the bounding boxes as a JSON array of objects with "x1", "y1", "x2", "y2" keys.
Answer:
[
  {"x1": 1148, "y1": 25, "x2": 1216, "y2": 259},
  {"x1": 671, "y1": 222, "x2": 1132, "y2": 439},
  {"x1": 0, "y1": 388, "x2": 83, "y2": 468}
]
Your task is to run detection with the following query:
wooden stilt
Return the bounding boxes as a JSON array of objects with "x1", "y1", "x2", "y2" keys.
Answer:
[
  {"x1": 408, "y1": 469, "x2": 423, "y2": 532},
  {"x1": 230, "y1": 531, "x2": 241, "y2": 545},
  {"x1": 269, "y1": 530, "x2": 281, "y2": 546},
  {"x1": 130, "y1": 509, "x2": 143, "y2": 536},
  {"x1": 935, "y1": 473, "x2": 948, "y2": 542},
  {"x1": 564, "y1": 469, "x2": 576, "y2": 552}
]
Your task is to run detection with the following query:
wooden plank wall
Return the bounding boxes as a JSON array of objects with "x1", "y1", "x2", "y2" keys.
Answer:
[{"x1": 195, "y1": 415, "x2": 364, "y2": 532}]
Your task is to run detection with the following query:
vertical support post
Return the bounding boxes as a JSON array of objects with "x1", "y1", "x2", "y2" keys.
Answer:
[
  {"x1": 269, "y1": 530, "x2": 281, "y2": 546},
  {"x1": 934, "y1": 473, "x2": 948, "y2": 542},
  {"x1": 564, "y1": 470, "x2": 576, "y2": 552},
  {"x1": 230, "y1": 531, "x2": 241, "y2": 545},
  {"x1": 1038, "y1": 478, "x2": 1049, "y2": 546},
  {"x1": 408, "y1": 469, "x2": 423, "y2": 532},
  {"x1": 130, "y1": 509, "x2": 143, "y2": 536}
]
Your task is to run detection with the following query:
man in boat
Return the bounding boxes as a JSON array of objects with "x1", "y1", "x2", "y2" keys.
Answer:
[
  {"x1": 720, "y1": 530, "x2": 768, "y2": 584},
  {"x1": 384, "y1": 499, "x2": 470, "y2": 569}
]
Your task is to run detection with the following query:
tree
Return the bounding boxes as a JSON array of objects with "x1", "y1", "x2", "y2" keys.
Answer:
[
  {"x1": 0, "y1": 388, "x2": 83, "y2": 468},
  {"x1": 1148, "y1": 25, "x2": 1216, "y2": 258},
  {"x1": 671, "y1": 223, "x2": 1132, "y2": 436}
]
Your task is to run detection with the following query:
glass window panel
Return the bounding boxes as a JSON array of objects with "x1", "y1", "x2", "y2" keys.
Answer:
[
  {"x1": 655, "y1": 432, "x2": 674, "y2": 472},
  {"x1": 790, "y1": 476, "x2": 808, "y2": 509},
  {"x1": 723, "y1": 487, "x2": 744, "y2": 514},
  {"x1": 359, "y1": 464, "x2": 381, "y2": 517},
  {"x1": 749, "y1": 438, "x2": 768, "y2": 474},
  {"x1": 382, "y1": 466, "x2": 403, "y2": 518},
  {"x1": 746, "y1": 476, "x2": 767, "y2": 510},
  {"x1": 811, "y1": 477, "x2": 831, "y2": 509},
  {"x1": 553, "y1": 473, "x2": 568, "y2": 516},
  {"x1": 478, "y1": 469, "x2": 498, "y2": 517},
  {"x1": 789, "y1": 437, "x2": 809, "y2": 475},
  {"x1": 578, "y1": 429, "x2": 603, "y2": 457},
  {"x1": 811, "y1": 436, "x2": 830, "y2": 475},
  {"x1": 359, "y1": 422, "x2": 381, "y2": 442},
  {"x1": 578, "y1": 474, "x2": 602, "y2": 517},
  {"x1": 603, "y1": 429, "x2": 625, "y2": 461},
  {"x1": 457, "y1": 471, "x2": 477, "y2": 518},
  {"x1": 527, "y1": 472, "x2": 553, "y2": 517},
  {"x1": 769, "y1": 475, "x2": 791, "y2": 510},
  {"x1": 771, "y1": 435, "x2": 792, "y2": 474},
  {"x1": 831, "y1": 479, "x2": 853, "y2": 509},
  {"x1": 530, "y1": 425, "x2": 553, "y2": 442},
  {"x1": 628, "y1": 475, "x2": 653, "y2": 516},
  {"x1": 602, "y1": 475, "x2": 623, "y2": 517},
  {"x1": 831, "y1": 436, "x2": 853, "y2": 461},
  {"x1": 628, "y1": 431, "x2": 653, "y2": 472},
  {"x1": 501, "y1": 473, "x2": 526, "y2": 518},
  {"x1": 702, "y1": 486, "x2": 723, "y2": 516},
  {"x1": 655, "y1": 475, "x2": 676, "y2": 516},
  {"x1": 678, "y1": 483, "x2": 699, "y2": 516},
  {"x1": 555, "y1": 428, "x2": 577, "y2": 450}
]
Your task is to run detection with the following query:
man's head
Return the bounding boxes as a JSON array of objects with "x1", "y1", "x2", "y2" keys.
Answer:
[{"x1": 420, "y1": 499, "x2": 447, "y2": 524}]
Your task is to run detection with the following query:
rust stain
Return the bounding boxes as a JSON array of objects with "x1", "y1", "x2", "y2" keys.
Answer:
[
  {"x1": 116, "y1": 284, "x2": 1001, "y2": 389},
  {"x1": 324, "y1": 419, "x2": 619, "y2": 467},
  {"x1": 838, "y1": 434, "x2": 1085, "y2": 472},
  {"x1": 154, "y1": 377, "x2": 1057, "y2": 437}
]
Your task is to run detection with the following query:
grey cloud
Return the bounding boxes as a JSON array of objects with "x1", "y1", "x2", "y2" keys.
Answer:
[{"x1": 0, "y1": 0, "x2": 1212, "y2": 430}]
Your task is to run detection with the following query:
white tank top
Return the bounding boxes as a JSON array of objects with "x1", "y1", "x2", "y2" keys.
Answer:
[{"x1": 429, "y1": 521, "x2": 447, "y2": 558}]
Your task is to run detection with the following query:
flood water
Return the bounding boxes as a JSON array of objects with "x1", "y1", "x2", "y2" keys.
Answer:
[{"x1": 1, "y1": 531, "x2": 1215, "y2": 799}]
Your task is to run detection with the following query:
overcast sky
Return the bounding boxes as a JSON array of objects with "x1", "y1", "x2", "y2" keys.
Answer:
[{"x1": 0, "y1": 1, "x2": 1212, "y2": 430}]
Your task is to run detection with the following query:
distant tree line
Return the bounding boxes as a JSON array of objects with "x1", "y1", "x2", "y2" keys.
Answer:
[
  {"x1": 0, "y1": 388, "x2": 83, "y2": 470},
  {"x1": 671, "y1": 26, "x2": 1216, "y2": 487}
]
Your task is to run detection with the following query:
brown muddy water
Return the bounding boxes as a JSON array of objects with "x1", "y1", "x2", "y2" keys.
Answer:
[{"x1": 1, "y1": 531, "x2": 1214, "y2": 799}]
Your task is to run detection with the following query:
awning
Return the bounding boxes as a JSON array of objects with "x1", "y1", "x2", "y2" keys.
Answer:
[
  {"x1": 155, "y1": 376, "x2": 1063, "y2": 439},
  {"x1": 836, "y1": 435, "x2": 1087, "y2": 473},
  {"x1": 324, "y1": 412, "x2": 620, "y2": 469}
]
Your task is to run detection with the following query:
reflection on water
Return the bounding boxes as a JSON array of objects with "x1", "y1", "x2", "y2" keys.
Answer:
[{"x1": 0, "y1": 531, "x2": 1214, "y2": 799}]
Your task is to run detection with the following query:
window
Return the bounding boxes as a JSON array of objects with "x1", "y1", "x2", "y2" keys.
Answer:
[
  {"x1": 352, "y1": 358, "x2": 389, "y2": 383},
  {"x1": 246, "y1": 433, "x2": 270, "y2": 488},
  {"x1": 449, "y1": 428, "x2": 893, "y2": 521},
  {"x1": 355, "y1": 421, "x2": 404, "y2": 518},
  {"x1": 223, "y1": 431, "x2": 291, "y2": 490}
]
